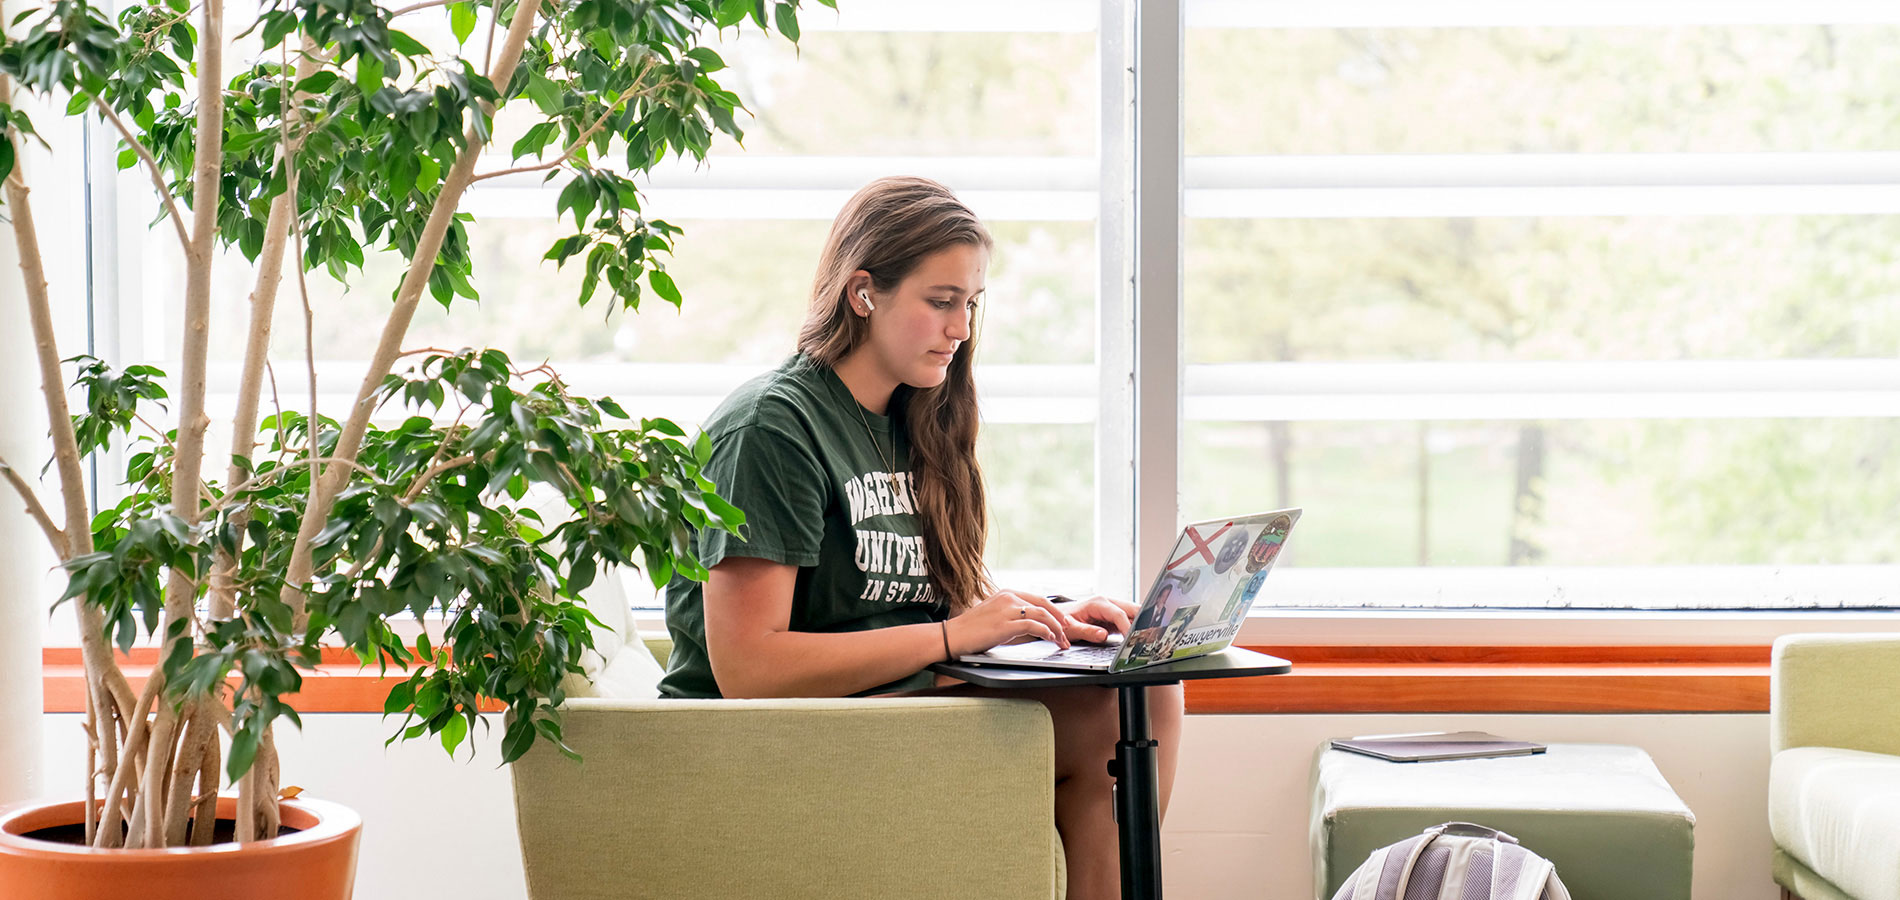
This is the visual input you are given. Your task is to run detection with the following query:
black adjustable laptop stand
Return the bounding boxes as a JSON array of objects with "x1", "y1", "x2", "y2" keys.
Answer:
[{"x1": 931, "y1": 647, "x2": 1292, "y2": 900}]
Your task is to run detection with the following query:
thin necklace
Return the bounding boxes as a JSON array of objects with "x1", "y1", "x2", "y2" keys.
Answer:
[{"x1": 852, "y1": 399, "x2": 899, "y2": 480}]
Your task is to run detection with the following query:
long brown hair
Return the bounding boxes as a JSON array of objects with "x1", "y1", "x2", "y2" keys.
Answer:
[{"x1": 797, "y1": 176, "x2": 994, "y2": 612}]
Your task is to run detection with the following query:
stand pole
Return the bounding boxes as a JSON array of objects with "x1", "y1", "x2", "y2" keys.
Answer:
[{"x1": 1112, "y1": 684, "x2": 1163, "y2": 900}]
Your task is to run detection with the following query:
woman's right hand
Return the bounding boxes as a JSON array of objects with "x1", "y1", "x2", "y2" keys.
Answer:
[{"x1": 944, "y1": 589, "x2": 1074, "y2": 655}]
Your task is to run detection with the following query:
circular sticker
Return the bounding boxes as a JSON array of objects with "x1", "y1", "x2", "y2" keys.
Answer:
[
  {"x1": 1243, "y1": 514, "x2": 1294, "y2": 574},
  {"x1": 1212, "y1": 528, "x2": 1249, "y2": 574}
]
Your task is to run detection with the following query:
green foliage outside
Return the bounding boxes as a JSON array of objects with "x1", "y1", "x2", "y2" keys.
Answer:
[{"x1": 130, "y1": 20, "x2": 1900, "y2": 597}]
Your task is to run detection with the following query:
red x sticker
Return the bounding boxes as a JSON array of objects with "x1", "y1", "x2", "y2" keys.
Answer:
[{"x1": 1168, "y1": 522, "x2": 1232, "y2": 570}]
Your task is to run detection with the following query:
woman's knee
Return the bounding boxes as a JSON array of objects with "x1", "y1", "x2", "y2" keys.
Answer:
[
  {"x1": 1150, "y1": 682, "x2": 1184, "y2": 725},
  {"x1": 1045, "y1": 684, "x2": 1118, "y2": 727},
  {"x1": 1038, "y1": 686, "x2": 1119, "y2": 776}
]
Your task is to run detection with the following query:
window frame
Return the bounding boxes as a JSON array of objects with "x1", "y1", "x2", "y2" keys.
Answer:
[{"x1": 53, "y1": 0, "x2": 1900, "y2": 651}]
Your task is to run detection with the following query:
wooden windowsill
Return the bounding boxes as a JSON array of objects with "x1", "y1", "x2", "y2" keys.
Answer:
[
  {"x1": 40, "y1": 644, "x2": 1771, "y2": 715},
  {"x1": 1190, "y1": 645, "x2": 1769, "y2": 714}
]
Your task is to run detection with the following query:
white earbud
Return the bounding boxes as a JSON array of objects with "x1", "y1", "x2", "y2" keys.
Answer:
[{"x1": 857, "y1": 289, "x2": 875, "y2": 312}]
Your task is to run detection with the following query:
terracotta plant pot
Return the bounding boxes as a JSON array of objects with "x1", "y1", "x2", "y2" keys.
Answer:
[{"x1": 0, "y1": 796, "x2": 361, "y2": 900}]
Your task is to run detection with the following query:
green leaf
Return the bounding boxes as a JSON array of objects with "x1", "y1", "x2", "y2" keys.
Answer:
[
  {"x1": 557, "y1": 176, "x2": 595, "y2": 230},
  {"x1": 260, "y1": 11, "x2": 296, "y2": 49},
  {"x1": 684, "y1": 47, "x2": 726, "y2": 73},
  {"x1": 296, "y1": 71, "x2": 340, "y2": 94},
  {"x1": 773, "y1": 2, "x2": 800, "y2": 42},
  {"x1": 501, "y1": 715, "x2": 536, "y2": 762},
  {"x1": 511, "y1": 121, "x2": 553, "y2": 160},
  {"x1": 714, "y1": 0, "x2": 749, "y2": 28},
  {"x1": 524, "y1": 73, "x2": 563, "y2": 115},
  {"x1": 568, "y1": 553, "x2": 596, "y2": 592},
  {"x1": 450, "y1": 2, "x2": 477, "y2": 44},
  {"x1": 383, "y1": 679, "x2": 415, "y2": 715},
  {"x1": 414, "y1": 681, "x2": 446, "y2": 719},
  {"x1": 356, "y1": 57, "x2": 385, "y2": 94},
  {"x1": 647, "y1": 270, "x2": 683, "y2": 306},
  {"x1": 440, "y1": 712, "x2": 469, "y2": 755},
  {"x1": 227, "y1": 726, "x2": 261, "y2": 781},
  {"x1": 416, "y1": 154, "x2": 441, "y2": 193},
  {"x1": 389, "y1": 29, "x2": 431, "y2": 58},
  {"x1": 705, "y1": 492, "x2": 747, "y2": 529}
]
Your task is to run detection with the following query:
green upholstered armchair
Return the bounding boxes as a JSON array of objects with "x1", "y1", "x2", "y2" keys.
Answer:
[
  {"x1": 1769, "y1": 634, "x2": 1900, "y2": 900},
  {"x1": 508, "y1": 582, "x2": 1066, "y2": 900}
]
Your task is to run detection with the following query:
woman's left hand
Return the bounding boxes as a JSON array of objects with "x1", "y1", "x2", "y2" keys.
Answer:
[{"x1": 1051, "y1": 595, "x2": 1139, "y2": 644}]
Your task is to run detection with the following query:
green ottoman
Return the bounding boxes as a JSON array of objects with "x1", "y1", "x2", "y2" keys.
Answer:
[{"x1": 1311, "y1": 743, "x2": 1694, "y2": 900}]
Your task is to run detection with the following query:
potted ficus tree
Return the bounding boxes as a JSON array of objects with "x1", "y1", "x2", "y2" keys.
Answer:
[{"x1": 0, "y1": 0, "x2": 817, "y2": 893}]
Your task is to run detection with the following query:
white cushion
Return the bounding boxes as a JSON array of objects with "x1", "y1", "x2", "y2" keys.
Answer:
[
  {"x1": 516, "y1": 486, "x2": 662, "y2": 699},
  {"x1": 562, "y1": 568, "x2": 664, "y2": 699},
  {"x1": 1770, "y1": 746, "x2": 1900, "y2": 900}
]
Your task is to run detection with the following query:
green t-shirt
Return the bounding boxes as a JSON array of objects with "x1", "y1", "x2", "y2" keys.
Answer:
[{"x1": 657, "y1": 354, "x2": 945, "y2": 699}]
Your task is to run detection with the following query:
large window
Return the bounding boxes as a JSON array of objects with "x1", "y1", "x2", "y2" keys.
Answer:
[
  {"x1": 80, "y1": 0, "x2": 1900, "y2": 619},
  {"x1": 1179, "y1": 3, "x2": 1900, "y2": 608},
  {"x1": 106, "y1": 0, "x2": 1107, "y2": 610}
]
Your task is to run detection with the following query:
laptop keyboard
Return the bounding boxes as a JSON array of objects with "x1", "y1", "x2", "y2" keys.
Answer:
[
  {"x1": 1048, "y1": 643, "x2": 1121, "y2": 665},
  {"x1": 978, "y1": 639, "x2": 1123, "y2": 666}
]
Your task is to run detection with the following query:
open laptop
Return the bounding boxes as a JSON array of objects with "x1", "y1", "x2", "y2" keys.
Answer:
[{"x1": 956, "y1": 508, "x2": 1301, "y2": 673}]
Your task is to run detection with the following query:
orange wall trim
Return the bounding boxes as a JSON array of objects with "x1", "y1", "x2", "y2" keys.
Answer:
[
  {"x1": 42, "y1": 649, "x2": 502, "y2": 715},
  {"x1": 42, "y1": 645, "x2": 1771, "y2": 715}
]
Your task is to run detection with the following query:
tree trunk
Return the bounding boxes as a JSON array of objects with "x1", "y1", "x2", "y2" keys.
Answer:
[
  {"x1": 278, "y1": 0, "x2": 544, "y2": 627},
  {"x1": 92, "y1": 673, "x2": 160, "y2": 847},
  {"x1": 212, "y1": 41, "x2": 320, "y2": 619},
  {"x1": 130, "y1": 0, "x2": 228, "y2": 849},
  {"x1": 1508, "y1": 423, "x2": 1546, "y2": 566},
  {"x1": 1416, "y1": 422, "x2": 1431, "y2": 566},
  {"x1": 1268, "y1": 420, "x2": 1292, "y2": 511},
  {"x1": 160, "y1": 700, "x2": 217, "y2": 845},
  {"x1": 0, "y1": 37, "x2": 137, "y2": 832},
  {"x1": 187, "y1": 725, "x2": 220, "y2": 846}
]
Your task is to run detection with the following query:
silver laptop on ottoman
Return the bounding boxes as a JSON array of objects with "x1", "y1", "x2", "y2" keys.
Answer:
[{"x1": 956, "y1": 508, "x2": 1301, "y2": 674}]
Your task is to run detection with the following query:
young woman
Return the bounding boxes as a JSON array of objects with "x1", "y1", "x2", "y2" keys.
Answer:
[{"x1": 657, "y1": 176, "x2": 1185, "y2": 900}]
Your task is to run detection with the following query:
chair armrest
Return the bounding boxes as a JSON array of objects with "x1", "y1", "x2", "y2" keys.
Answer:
[
  {"x1": 640, "y1": 635, "x2": 673, "y2": 668},
  {"x1": 511, "y1": 696, "x2": 1060, "y2": 900},
  {"x1": 1771, "y1": 633, "x2": 1900, "y2": 755}
]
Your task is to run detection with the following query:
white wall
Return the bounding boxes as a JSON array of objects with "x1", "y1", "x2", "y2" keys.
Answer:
[
  {"x1": 40, "y1": 710, "x2": 1772, "y2": 900},
  {"x1": 1, "y1": 78, "x2": 91, "y2": 807},
  {"x1": 0, "y1": 233, "x2": 46, "y2": 805}
]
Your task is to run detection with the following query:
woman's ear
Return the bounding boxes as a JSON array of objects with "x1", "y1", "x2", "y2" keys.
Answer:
[{"x1": 846, "y1": 271, "x2": 875, "y2": 316}]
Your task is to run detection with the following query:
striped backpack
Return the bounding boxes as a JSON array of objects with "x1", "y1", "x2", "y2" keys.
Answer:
[{"x1": 1330, "y1": 822, "x2": 1573, "y2": 900}]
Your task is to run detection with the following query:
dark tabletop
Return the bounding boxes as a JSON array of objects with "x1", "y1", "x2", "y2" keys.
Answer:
[{"x1": 930, "y1": 646, "x2": 1291, "y2": 689}]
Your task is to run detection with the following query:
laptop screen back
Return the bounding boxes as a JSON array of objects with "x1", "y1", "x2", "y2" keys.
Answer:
[{"x1": 1113, "y1": 509, "x2": 1301, "y2": 670}]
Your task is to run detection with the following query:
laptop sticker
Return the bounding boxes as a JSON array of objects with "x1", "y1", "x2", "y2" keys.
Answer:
[
  {"x1": 1125, "y1": 603, "x2": 1203, "y2": 666},
  {"x1": 1220, "y1": 569, "x2": 1268, "y2": 621},
  {"x1": 1212, "y1": 526, "x2": 1249, "y2": 574},
  {"x1": 1244, "y1": 514, "x2": 1293, "y2": 574},
  {"x1": 1168, "y1": 521, "x2": 1233, "y2": 570}
]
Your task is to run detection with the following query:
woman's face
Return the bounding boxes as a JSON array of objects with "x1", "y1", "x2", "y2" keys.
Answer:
[{"x1": 856, "y1": 243, "x2": 987, "y2": 390}]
